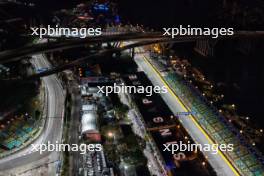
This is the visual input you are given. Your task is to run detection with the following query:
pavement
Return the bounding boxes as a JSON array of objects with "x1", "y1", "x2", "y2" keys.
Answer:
[
  {"x1": 67, "y1": 79, "x2": 81, "y2": 176},
  {"x1": 119, "y1": 92, "x2": 164, "y2": 176},
  {"x1": 0, "y1": 53, "x2": 65, "y2": 175},
  {"x1": 133, "y1": 47, "x2": 238, "y2": 176}
]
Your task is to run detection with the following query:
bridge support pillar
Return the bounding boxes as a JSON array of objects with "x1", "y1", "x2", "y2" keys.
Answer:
[
  {"x1": 131, "y1": 48, "x2": 135, "y2": 59},
  {"x1": 194, "y1": 39, "x2": 218, "y2": 57}
]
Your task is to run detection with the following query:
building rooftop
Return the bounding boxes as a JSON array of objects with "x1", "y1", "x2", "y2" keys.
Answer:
[{"x1": 81, "y1": 112, "x2": 98, "y2": 134}]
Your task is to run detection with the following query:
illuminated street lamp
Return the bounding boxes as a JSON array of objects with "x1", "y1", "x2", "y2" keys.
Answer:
[
  {"x1": 124, "y1": 164, "x2": 129, "y2": 170},
  {"x1": 108, "y1": 131, "x2": 117, "y2": 144},
  {"x1": 108, "y1": 131, "x2": 114, "y2": 138}
]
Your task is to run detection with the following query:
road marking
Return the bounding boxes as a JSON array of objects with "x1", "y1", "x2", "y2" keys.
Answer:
[{"x1": 138, "y1": 51, "x2": 240, "y2": 176}]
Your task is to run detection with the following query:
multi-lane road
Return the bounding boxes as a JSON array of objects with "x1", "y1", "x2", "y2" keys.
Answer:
[
  {"x1": 0, "y1": 53, "x2": 65, "y2": 175},
  {"x1": 133, "y1": 47, "x2": 239, "y2": 176},
  {"x1": 1, "y1": 31, "x2": 263, "y2": 65}
]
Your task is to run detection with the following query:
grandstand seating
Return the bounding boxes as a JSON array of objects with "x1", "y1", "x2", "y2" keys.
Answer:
[
  {"x1": 0, "y1": 117, "x2": 38, "y2": 151},
  {"x1": 165, "y1": 71, "x2": 264, "y2": 176}
]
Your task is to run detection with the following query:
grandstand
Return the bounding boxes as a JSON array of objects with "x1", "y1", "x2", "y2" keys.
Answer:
[
  {"x1": 165, "y1": 71, "x2": 264, "y2": 176},
  {"x1": 0, "y1": 116, "x2": 38, "y2": 152}
]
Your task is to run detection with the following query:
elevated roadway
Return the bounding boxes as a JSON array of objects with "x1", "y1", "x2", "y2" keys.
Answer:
[{"x1": 1, "y1": 31, "x2": 264, "y2": 64}]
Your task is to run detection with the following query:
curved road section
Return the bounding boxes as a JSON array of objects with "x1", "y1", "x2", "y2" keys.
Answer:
[{"x1": 0, "y1": 52, "x2": 65, "y2": 174}]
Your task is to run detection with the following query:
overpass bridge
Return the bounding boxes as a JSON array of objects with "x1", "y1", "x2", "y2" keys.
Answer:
[
  {"x1": 1, "y1": 31, "x2": 264, "y2": 64},
  {"x1": 1, "y1": 31, "x2": 264, "y2": 80},
  {"x1": 5, "y1": 38, "x2": 186, "y2": 80}
]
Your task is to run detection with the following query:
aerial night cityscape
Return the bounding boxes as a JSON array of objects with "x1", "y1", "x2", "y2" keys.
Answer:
[{"x1": 0, "y1": 0, "x2": 264, "y2": 176}]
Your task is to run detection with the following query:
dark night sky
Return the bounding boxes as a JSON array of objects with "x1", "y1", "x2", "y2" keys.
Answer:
[
  {"x1": 24, "y1": 0, "x2": 263, "y2": 30},
  {"x1": 117, "y1": 0, "x2": 217, "y2": 28},
  {"x1": 15, "y1": 0, "x2": 219, "y2": 27},
  {"x1": 43, "y1": 0, "x2": 217, "y2": 28}
]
